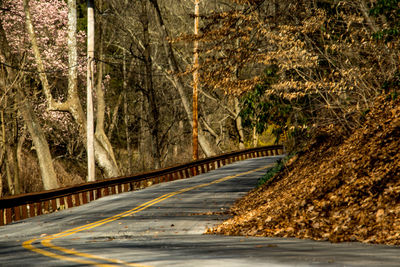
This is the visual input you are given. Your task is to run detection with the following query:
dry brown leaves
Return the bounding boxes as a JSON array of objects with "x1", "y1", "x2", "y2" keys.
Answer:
[{"x1": 207, "y1": 95, "x2": 400, "y2": 245}]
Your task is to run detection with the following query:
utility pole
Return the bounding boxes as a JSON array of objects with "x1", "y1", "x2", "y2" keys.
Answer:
[
  {"x1": 192, "y1": 0, "x2": 200, "y2": 161},
  {"x1": 87, "y1": 0, "x2": 95, "y2": 181}
]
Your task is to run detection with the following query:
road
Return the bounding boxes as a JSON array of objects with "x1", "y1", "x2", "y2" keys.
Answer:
[{"x1": 1, "y1": 156, "x2": 400, "y2": 266}]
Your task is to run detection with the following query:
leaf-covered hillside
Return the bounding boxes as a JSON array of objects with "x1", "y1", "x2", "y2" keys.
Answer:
[{"x1": 208, "y1": 95, "x2": 400, "y2": 245}]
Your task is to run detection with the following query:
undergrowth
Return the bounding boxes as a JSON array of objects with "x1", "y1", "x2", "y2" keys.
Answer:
[{"x1": 257, "y1": 154, "x2": 293, "y2": 187}]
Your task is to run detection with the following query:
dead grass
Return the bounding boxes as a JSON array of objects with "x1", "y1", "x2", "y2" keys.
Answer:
[{"x1": 15, "y1": 152, "x2": 85, "y2": 194}]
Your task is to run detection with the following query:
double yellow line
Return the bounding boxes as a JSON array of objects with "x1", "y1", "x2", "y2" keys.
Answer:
[{"x1": 22, "y1": 164, "x2": 272, "y2": 266}]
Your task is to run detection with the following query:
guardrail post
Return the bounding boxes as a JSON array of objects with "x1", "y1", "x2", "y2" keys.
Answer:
[
  {"x1": 66, "y1": 196, "x2": 73, "y2": 209},
  {"x1": 5, "y1": 208, "x2": 12, "y2": 224},
  {"x1": 59, "y1": 197, "x2": 65, "y2": 210},
  {"x1": 36, "y1": 202, "x2": 43, "y2": 215},
  {"x1": 0, "y1": 210, "x2": 4, "y2": 226},
  {"x1": 74, "y1": 194, "x2": 80, "y2": 207},
  {"x1": 21, "y1": 205, "x2": 28, "y2": 220},
  {"x1": 82, "y1": 192, "x2": 88, "y2": 204},
  {"x1": 111, "y1": 186, "x2": 116, "y2": 195},
  {"x1": 51, "y1": 199, "x2": 57, "y2": 212},
  {"x1": 200, "y1": 164, "x2": 205, "y2": 174},
  {"x1": 105, "y1": 187, "x2": 111, "y2": 196},
  {"x1": 44, "y1": 200, "x2": 50, "y2": 213},
  {"x1": 89, "y1": 190, "x2": 95, "y2": 201},
  {"x1": 123, "y1": 183, "x2": 130, "y2": 192},
  {"x1": 95, "y1": 188, "x2": 101, "y2": 199},
  {"x1": 28, "y1": 203, "x2": 35, "y2": 217},
  {"x1": 13, "y1": 206, "x2": 21, "y2": 221}
]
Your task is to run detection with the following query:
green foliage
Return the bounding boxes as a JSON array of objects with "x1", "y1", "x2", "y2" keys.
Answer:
[
  {"x1": 240, "y1": 65, "x2": 292, "y2": 137},
  {"x1": 370, "y1": 0, "x2": 400, "y2": 42},
  {"x1": 383, "y1": 71, "x2": 400, "y2": 91},
  {"x1": 240, "y1": 66, "x2": 312, "y2": 144},
  {"x1": 257, "y1": 154, "x2": 293, "y2": 187},
  {"x1": 77, "y1": 1, "x2": 87, "y2": 32},
  {"x1": 390, "y1": 91, "x2": 399, "y2": 100}
]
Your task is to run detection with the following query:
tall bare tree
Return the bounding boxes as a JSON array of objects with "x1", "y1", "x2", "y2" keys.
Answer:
[
  {"x1": 149, "y1": 0, "x2": 217, "y2": 157},
  {"x1": 141, "y1": 1, "x2": 162, "y2": 169},
  {"x1": 20, "y1": 0, "x2": 60, "y2": 190},
  {"x1": 23, "y1": 0, "x2": 120, "y2": 180}
]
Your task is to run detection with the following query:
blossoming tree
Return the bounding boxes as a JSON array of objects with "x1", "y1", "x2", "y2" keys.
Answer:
[{"x1": 1, "y1": 0, "x2": 120, "y2": 182}]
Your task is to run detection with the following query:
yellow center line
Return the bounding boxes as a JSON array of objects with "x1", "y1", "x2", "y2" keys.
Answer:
[{"x1": 22, "y1": 164, "x2": 272, "y2": 266}]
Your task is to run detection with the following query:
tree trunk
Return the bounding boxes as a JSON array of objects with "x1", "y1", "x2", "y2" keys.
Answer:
[
  {"x1": 234, "y1": 97, "x2": 245, "y2": 149},
  {"x1": 11, "y1": 1, "x2": 61, "y2": 190},
  {"x1": 149, "y1": 0, "x2": 217, "y2": 157},
  {"x1": 0, "y1": 113, "x2": 4, "y2": 197},
  {"x1": 10, "y1": 114, "x2": 20, "y2": 194},
  {"x1": 107, "y1": 93, "x2": 122, "y2": 138},
  {"x1": 17, "y1": 125, "x2": 26, "y2": 190},
  {"x1": 252, "y1": 126, "x2": 258, "y2": 148},
  {"x1": 23, "y1": 0, "x2": 120, "y2": 179},
  {"x1": 1, "y1": 110, "x2": 15, "y2": 195},
  {"x1": 123, "y1": 91, "x2": 132, "y2": 174},
  {"x1": 122, "y1": 46, "x2": 132, "y2": 174},
  {"x1": 4, "y1": 146, "x2": 14, "y2": 195},
  {"x1": 141, "y1": 1, "x2": 161, "y2": 169},
  {"x1": 18, "y1": 90, "x2": 59, "y2": 190},
  {"x1": 95, "y1": 2, "x2": 119, "y2": 175}
]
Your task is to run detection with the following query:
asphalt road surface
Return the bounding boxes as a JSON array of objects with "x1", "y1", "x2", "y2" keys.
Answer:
[{"x1": 1, "y1": 156, "x2": 400, "y2": 267}]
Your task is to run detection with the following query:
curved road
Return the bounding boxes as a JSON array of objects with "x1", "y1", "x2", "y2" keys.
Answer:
[{"x1": 1, "y1": 156, "x2": 400, "y2": 266}]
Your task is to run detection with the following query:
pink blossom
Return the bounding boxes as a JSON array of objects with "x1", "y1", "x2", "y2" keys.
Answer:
[{"x1": 1, "y1": 0, "x2": 86, "y2": 78}]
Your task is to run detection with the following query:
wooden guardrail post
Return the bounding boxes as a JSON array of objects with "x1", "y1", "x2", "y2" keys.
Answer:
[
  {"x1": 5, "y1": 208, "x2": 12, "y2": 224},
  {"x1": 0, "y1": 210, "x2": 4, "y2": 226}
]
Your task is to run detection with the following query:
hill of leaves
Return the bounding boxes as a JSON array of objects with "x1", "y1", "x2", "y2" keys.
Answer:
[{"x1": 207, "y1": 94, "x2": 400, "y2": 245}]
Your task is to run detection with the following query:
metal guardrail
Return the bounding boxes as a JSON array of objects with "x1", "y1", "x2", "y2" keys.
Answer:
[{"x1": 0, "y1": 145, "x2": 284, "y2": 226}]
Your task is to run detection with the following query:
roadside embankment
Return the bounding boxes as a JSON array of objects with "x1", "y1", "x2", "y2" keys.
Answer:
[{"x1": 208, "y1": 95, "x2": 400, "y2": 245}]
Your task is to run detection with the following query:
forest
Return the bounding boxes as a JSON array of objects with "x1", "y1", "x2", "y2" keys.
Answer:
[{"x1": 0, "y1": 0, "x2": 399, "y2": 197}]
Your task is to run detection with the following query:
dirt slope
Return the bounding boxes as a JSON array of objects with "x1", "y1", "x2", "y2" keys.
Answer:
[{"x1": 208, "y1": 95, "x2": 400, "y2": 245}]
